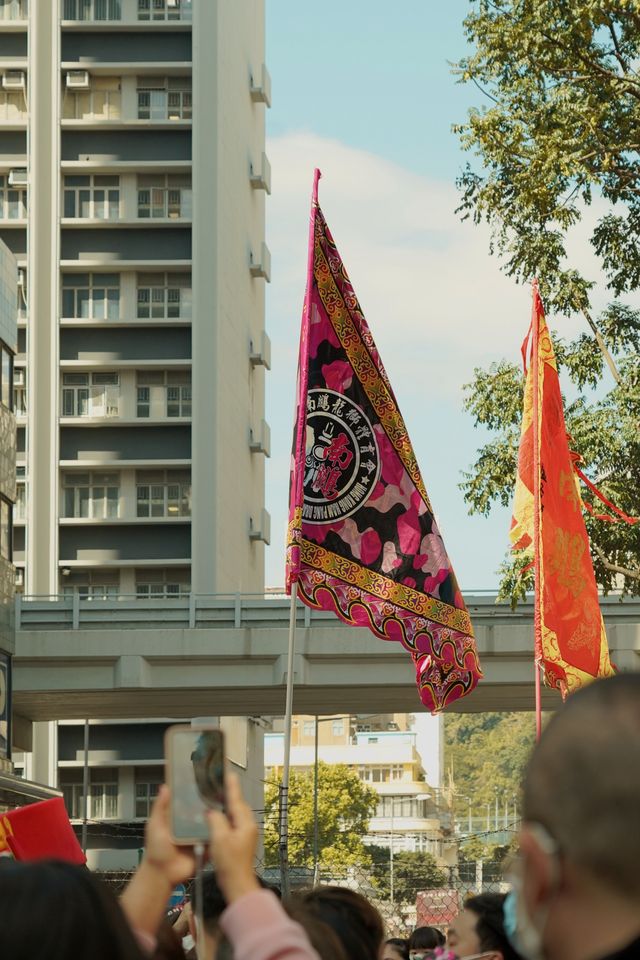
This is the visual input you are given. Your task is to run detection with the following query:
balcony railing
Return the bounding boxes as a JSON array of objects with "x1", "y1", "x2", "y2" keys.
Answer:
[{"x1": 0, "y1": 0, "x2": 28, "y2": 20}]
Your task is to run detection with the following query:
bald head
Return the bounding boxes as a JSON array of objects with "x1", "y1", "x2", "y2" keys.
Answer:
[{"x1": 523, "y1": 674, "x2": 640, "y2": 900}]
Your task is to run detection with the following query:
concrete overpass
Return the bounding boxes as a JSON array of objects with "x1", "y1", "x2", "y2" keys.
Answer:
[{"x1": 12, "y1": 593, "x2": 640, "y2": 738}]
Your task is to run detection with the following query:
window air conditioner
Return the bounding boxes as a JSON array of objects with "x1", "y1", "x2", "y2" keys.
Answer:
[
  {"x1": 249, "y1": 64, "x2": 271, "y2": 108},
  {"x1": 66, "y1": 71, "x2": 91, "y2": 90},
  {"x1": 249, "y1": 508, "x2": 271, "y2": 545},
  {"x1": 2, "y1": 71, "x2": 26, "y2": 91},
  {"x1": 8, "y1": 169, "x2": 27, "y2": 187},
  {"x1": 249, "y1": 242, "x2": 271, "y2": 282},
  {"x1": 250, "y1": 152, "x2": 271, "y2": 195},
  {"x1": 249, "y1": 419, "x2": 271, "y2": 458},
  {"x1": 249, "y1": 330, "x2": 271, "y2": 370}
]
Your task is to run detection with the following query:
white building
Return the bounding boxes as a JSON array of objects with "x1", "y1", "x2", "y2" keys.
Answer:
[
  {"x1": 265, "y1": 726, "x2": 455, "y2": 866},
  {"x1": 1, "y1": 0, "x2": 272, "y2": 862},
  {"x1": 0, "y1": 0, "x2": 270, "y2": 598}
]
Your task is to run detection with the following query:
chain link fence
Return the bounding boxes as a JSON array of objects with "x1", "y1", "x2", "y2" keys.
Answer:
[{"x1": 97, "y1": 859, "x2": 507, "y2": 938}]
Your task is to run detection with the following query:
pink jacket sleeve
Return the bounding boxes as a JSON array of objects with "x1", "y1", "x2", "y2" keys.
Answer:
[{"x1": 220, "y1": 889, "x2": 320, "y2": 960}]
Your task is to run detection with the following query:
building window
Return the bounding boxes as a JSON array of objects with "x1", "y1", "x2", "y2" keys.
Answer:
[
  {"x1": 137, "y1": 174, "x2": 192, "y2": 220},
  {"x1": 62, "y1": 570, "x2": 120, "y2": 599},
  {"x1": 135, "y1": 780, "x2": 161, "y2": 818},
  {"x1": 13, "y1": 367, "x2": 25, "y2": 415},
  {"x1": 62, "y1": 76, "x2": 121, "y2": 121},
  {"x1": 63, "y1": 175, "x2": 120, "y2": 220},
  {"x1": 136, "y1": 572, "x2": 190, "y2": 598},
  {"x1": 332, "y1": 719, "x2": 344, "y2": 737},
  {"x1": 0, "y1": 0, "x2": 28, "y2": 20},
  {"x1": 136, "y1": 272, "x2": 191, "y2": 320},
  {"x1": 15, "y1": 482, "x2": 25, "y2": 521},
  {"x1": 62, "y1": 472, "x2": 119, "y2": 519},
  {"x1": 61, "y1": 372, "x2": 120, "y2": 417},
  {"x1": 90, "y1": 782, "x2": 119, "y2": 819},
  {"x1": 0, "y1": 497, "x2": 11, "y2": 561},
  {"x1": 358, "y1": 765, "x2": 404, "y2": 783},
  {"x1": 136, "y1": 370, "x2": 191, "y2": 418},
  {"x1": 303, "y1": 720, "x2": 315, "y2": 738},
  {"x1": 62, "y1": 273, "x2": 120, "y2": 320},
  {"x1": 137, "y1": 77, "x2": 192, "y2": 121},
  {"x1": 136, "y1": 469, "x2": 191, "y2": 518},
  {"x1": 0, "y1": 343, "x2": 12, "y2": 410},
  {"x1": 63, "y1": 0, "x2": 121, "y2": 19},
  {"x1": 138, "y1": 0, "x2": 192, "y2": 22},
  {"x1": 0, "y1": 175, "x2": 27, "y2": 220}
]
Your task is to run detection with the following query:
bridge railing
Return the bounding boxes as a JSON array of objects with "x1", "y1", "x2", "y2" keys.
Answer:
[{"x1": 14, "y1": 590, "x2": 635, "y2": 633}]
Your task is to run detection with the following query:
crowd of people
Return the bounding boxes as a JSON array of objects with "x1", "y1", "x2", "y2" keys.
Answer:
[{"x1": 0, "y1": 673, "x2": 639, "y2": 960}]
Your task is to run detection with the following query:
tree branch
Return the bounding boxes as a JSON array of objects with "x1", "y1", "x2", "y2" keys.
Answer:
[
  {"x1": 593, "y1": 542, "x2": 640, "y2": 582},
  {"x1": 580, "y1": 306, "x2": 622, "y2": 384},
  {"x1": 606, "y1": 18, "x2": 629, "y2": 76}
]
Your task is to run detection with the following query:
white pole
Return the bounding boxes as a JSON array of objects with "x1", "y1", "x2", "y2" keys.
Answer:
[{"x1": 278, "y1": 581, "x2": 298, "y2": 897}]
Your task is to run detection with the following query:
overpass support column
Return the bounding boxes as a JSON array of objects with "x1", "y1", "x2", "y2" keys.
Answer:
[{"x1": 29, "y1": 721, "x2": 58, "y2": 788}]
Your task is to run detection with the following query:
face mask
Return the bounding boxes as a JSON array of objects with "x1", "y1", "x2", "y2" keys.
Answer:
[{"x1": 503, "y1": 824, "x2": 559, "y2": 960}]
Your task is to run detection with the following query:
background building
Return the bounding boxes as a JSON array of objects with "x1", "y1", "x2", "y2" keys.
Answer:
[
  {"x1": 0, "y1": 0, "x2": 270, "y2": 598},
  {"x1": 266, "y1": 714, "x2": 455, "y2": 867},
  {"x1": 0, "y1": 0, "x2": 271, "y2": 859}
]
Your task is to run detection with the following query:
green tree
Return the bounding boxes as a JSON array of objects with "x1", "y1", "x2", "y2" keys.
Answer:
[
  {"x1": 263, "y1": 762, "x2": 378, "y2": 872},
  {"x1": 453, "y1": 0, "x2": 640, "y2": 598},
  {"x1": 368, "y1": 845, "x2": 448, "y2": 903},
  {"x1": 444, "y1": 713, "x2": 536, "y2": 826}
]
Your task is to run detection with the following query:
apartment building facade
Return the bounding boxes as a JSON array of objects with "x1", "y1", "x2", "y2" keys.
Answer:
[
  {"x1": 0, "y1": 0, "x2": 271, "y2": 600},
  {"x1": 265, "y1": 717, "x2": 455, "y2": 866}
]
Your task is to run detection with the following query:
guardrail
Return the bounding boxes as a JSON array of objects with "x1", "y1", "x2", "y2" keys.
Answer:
[{"x1": 14, "y1": 591, "x2": 637, "y2": 633}]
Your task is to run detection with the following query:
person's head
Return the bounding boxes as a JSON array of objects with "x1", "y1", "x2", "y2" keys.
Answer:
[
  {"x1": 515, "y1": 674, "x2": 640, "y2": 960},
  {"x1": 384, "y1": 937, "x2": 410, "y2": 960},
  {"x1": 409, "y1": 926, "x2": 445, "y2": 958},
  {"x1": 285, "y1": 899, "x2": 349, "y2": 960},
  {"x1": 448, "y1": 894, "x2": 520, "y2": 960},
  {"x1": 189, "y1": 872, "x2": 227, "y2": 959},
  {"x1": 0, "y1": 860, "x2": 145, "y2": 960},
  {"x1": 295, "y1": 885, "x2": 384, "y2": 960}
]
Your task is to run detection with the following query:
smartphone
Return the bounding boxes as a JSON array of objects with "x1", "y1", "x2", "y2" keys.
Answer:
[{"x1": 165, "y1": 725, "x2": 226, "y2": 844}]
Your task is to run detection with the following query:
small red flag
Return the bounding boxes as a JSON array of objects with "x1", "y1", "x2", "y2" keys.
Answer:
[{"x1": 0, "y1": 797, "x2": 86, "y2": 863}]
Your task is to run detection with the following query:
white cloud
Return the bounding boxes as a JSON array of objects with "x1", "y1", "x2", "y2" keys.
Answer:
[{"x1": 262, "y1": 132, "x2": 624, "y2": 588}]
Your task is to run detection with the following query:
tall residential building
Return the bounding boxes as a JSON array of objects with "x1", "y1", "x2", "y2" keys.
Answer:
[{"x1": 0, "y1": 0, "x2": 271, "y2": 599}]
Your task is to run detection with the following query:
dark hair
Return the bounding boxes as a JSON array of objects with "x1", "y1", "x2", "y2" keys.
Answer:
[
  {"x1": 465, "y1": 894, "x2": 520, "y2": 960},
  {"x1": 295, "y1": 886, "x2": 384, "y2": 960},
  {"x1": 193, "y1": 871, "x2": 227, "y2": 929},
  {"x1": 386, "y1": 937, "x2": 410, "y2": 959},
  {"x1": 0, "y1": 860, "x2": 145, "y2": 960},
  {"x1": 409, "y1": 927, "x2": 445, "y2": 951},
  {"x1": 193, "y1": 871, "x2": 277, "y2": 932},
  {"x1": 285, "y1": 900, "x2": 349, "y2": 960}
]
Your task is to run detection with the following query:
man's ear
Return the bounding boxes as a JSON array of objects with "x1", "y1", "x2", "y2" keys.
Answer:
[{"x1": 519, "y1": 824, "x2": 558, "y2": 915}]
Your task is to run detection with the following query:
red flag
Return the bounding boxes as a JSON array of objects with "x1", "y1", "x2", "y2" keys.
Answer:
[
  {"x1": 510, "y1": 283, "x2": 615, "y2": 695},
  {"x1": 0, "y1": 797, "x2": 86, "y2": 863},
  {"x1": 286, "y1": 171, "x2": 482, "y2": 712}
]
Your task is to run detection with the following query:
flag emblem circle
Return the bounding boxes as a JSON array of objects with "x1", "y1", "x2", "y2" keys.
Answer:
[{"x1": 303, "y1": 388, "x2": 380, "y2": 524}]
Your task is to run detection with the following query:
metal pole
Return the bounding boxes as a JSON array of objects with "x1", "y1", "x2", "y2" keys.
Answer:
[
  {"x1": 468, "y1": 798, "x2": 472, "y2": 835},
  {"x1": 313, "y1": 714, "x2": 319, "y2": 884},
  {"x1": 81, "y1": 719, "x2": 89, "y2": 853},
  {"x1": 494, "y1": 791, "x2": 499, "y2": 831},
  {"x1": 390, "y1": 804, "x2": 394, "y2": 908},
  {"x1": 278, "y1": 582, "x2": 298, "y2": 898}
]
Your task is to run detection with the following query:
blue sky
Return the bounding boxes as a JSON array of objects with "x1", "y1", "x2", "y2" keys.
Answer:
[{"x1": 262, "y1": 1, "x2": 524, "y2": 592}]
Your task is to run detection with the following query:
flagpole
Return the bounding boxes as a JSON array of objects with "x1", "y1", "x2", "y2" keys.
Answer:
[
  {"x1": 280, "y1": 168, "x2": 322, "y2": 895},
  {"x1": 278, "y1": 580, "x2": 298, "y2": 897},
  {"x1": 531, "y1": 280, "x2": 543, "y2": 741}
]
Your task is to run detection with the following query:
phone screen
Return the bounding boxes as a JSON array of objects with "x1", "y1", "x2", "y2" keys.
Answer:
[{"x1": 165, "y1": 727, "x2": 225, "y2": 843}]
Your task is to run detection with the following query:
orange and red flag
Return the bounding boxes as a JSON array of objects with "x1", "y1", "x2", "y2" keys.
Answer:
[{"x1": 510, "y1": 283, "x2": 615, "y2": 696}]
